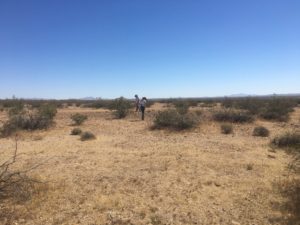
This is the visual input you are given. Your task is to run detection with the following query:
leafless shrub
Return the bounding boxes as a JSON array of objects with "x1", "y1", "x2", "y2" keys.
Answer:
[{"x1": 0, "y1": 136, "x2": 45, "y2": 201}]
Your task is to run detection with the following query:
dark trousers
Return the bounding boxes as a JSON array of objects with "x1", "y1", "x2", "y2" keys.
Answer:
[{"x1": 140, "y1": 106, "x2": 145, "y2": 120}]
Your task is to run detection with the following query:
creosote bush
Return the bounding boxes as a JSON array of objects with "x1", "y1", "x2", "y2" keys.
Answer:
[
  {"x1": 222, "y1": 97, "x2": 297, "y2": 122},
  {"x1": 8, "y1": 101, "x2": 24, "y2": 117},
  {"x1": 0, "y1": 104, "x2": 57, "y2": 138},
  {"x1": 152, "y1": 109, "x2": 198, "y2": 130},
  {"x1": 71, "y1": 128, "x2": 82, "y2": 135},
  {"x1": 253, "y1": 126, "x2": 269, "y2": 137},
  {"x1": 80, "y1": 131, "x2": 96, "y2": 141},
  {"x1": 38, "y1": 104, "x2": 57, "y2": 120},
  {"x1": 112, "y1": 97, "x2": 131, "y2": 119},
  {"x1": 71, "y1": 113, "x2": 88, "y2": 125},
  {"x1": 174, "y1": 101, "x2": 189, "y2": 115},
  {"x1": 272, "y1": 131, "x2": 300, "y2": 223},
  {"x1": 221, "y1": 123, "x2": 233, "y2": 134},
  {"x1": 213, "y1": 110, "x2": 254, "y2": 123},
  {"x1": 272, "y1": 132, "x2": 300, "y2": 150}
]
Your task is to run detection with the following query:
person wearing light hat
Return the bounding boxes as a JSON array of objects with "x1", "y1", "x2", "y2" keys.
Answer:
[
  {"x1": 139, "y1": 97, "x2": 147, "y2": 120},
  {"x1": 134, "y1": 94, "x2": 140, "y2": 112}
]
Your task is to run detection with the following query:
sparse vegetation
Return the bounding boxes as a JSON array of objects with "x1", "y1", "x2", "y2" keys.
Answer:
[
  {"x1": 71, "y1": 128, "x2": 82, "y2": 135},
  {"x1": 222, "y1": 97, "x2": 298, "y2": 122},
  {"x1": 152, "y1": 109, "x2": 198, "y2": 130},
  {"x1": 271, "y1": 132, "x2": 300, "y2": 150},
  {"x1": 71, "y1": 113, "x2": 88, "y2": 125},
  {"x1": 1, "y1": 104, "x2": 57, "y2": 137},
  {"x1": 80, "y1": 131, "x2": 96, "y2": 141},
  {"x1": 253, "y1": 126, "x2": 270, "y2": 137},
  {"x1": 221, "y1": 123, "x2": 233, "y2": 134},
  {"x1": 272, "y1": 131, "x2": 300, "y2": 224},
  {"x1": 213, "y1": 110, "x2": 254, "y2": 123}
]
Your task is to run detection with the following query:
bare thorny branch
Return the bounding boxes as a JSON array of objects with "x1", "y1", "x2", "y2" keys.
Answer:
[{"x1": 0, "y1": 134, "x2": 52, "y2": 199}]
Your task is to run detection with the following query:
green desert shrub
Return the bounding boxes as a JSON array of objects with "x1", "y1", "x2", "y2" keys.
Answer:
[
  {"x1": 272, "y1": 132, "x2": 300, "y2": 149},
  {"x1": 152, "y1": 109, "x2": 198, "y2": 130},
  {"x1": 71, "y1": 128, "x2": 82, "y2": 135},
  {"x1": 259, "y1": 100, "x2": 292, "y2": 122},
  {"x1": 221, "y1": 97, "x2": 297, "y2": 122},
  {"x1": 71, "y1": 113, "x2": 88, "y2": 125},
  {"x1": 112, "y1": 97, "x2": 131, "y2": 119},
  {"x1": 221, "y1": 123, "x2": 233, "y2": 134},
  {"x1": 80, "y1": 131, "x2": 96, "y2": 141},
  {"x1": 38, "y1": 104, "x2": 57, "y2": 120},
  {"x1": 0, "y1": 105, "x2": 57, "y2": 137},
  {"x1": 213, "y1": 110, "x2": 254, "y2": 123},
  {"x1": 253, "y1": 126, "x2": 269, "y2": 137},
  {"x1": 174, "y1": 101, "x2": 189, "y2": 115},
  {"x1": 83, "y1": 100, "x2": 114, "y2": 109},
  {"x1": 8, "y1": 101, "x2": 24, "y2": 116}
]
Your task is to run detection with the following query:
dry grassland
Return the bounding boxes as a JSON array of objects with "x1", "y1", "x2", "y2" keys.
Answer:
[{"x1": 0, "y1": 104, "x2": 299, "y2": 225}]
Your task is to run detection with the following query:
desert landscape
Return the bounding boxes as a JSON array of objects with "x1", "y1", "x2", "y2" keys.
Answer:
[{"x1": 0, "y1": 99, "x2": 299, "y2": 225}]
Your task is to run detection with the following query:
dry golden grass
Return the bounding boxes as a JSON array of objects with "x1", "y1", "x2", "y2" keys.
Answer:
[{"x1": 0, "y1": 104, "x2": 299, "y2": 225}]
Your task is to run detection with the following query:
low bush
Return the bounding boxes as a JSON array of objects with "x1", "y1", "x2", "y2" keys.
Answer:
[
  {"x1": 0, "y1": 105, "x2": 57, "y2": 137},
  {"x1": 213, "y1": 110, "x2": 254, "y2": 123},
  {"x1": 253, "y1": 126, "x2": 269, "y2": 137},
  {"x1": 71, "y1": 128, "x2": 82, "y2": 135},
  {"x1": 38, "y1": 104, "x2": 57, "y2": 120},
  {"x1": 8, "y1": 101, "x2": 24, "y2": 116},
  {"x1": 174, "y1": 101, "x2": 189, "y2": 115},
  {"x1": 221, "y1": 97, "x2": 297, "y2": 121},
  {"x1": 261, "y1": 98, "x2": 296, "y2": 122},
  {"x1": 71, "y1": 113, "x2": 88, "y2": 125},
  {"x1": 221, "y1": 123, "x2": 233, "y2": 134},
  {"x1": 80, "y1": 131, "x2": 96, "y2": 141},
  {"x1": 112, "y1": 97, "x2": 131, "y2": 119},
  {"x1": 152, "y1": 109, "x2": 198, "y2": 130},
  {"x1": 272, "y1": 132, "x2": 300, "y2": 149}
]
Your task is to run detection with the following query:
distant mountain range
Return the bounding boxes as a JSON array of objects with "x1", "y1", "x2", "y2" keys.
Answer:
[{"x1": 227, "y1": 93, "x2": 300, "y2": 98}]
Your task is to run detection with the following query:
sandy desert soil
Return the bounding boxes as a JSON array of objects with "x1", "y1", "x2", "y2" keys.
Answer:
[{"x1": 0, "y1": 104, "x2": 299, "y2": 225}]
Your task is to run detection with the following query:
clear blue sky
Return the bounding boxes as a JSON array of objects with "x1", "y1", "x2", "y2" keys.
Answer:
[{"x1": 0, "y1": 0, "x2": 299, "y2": 99}]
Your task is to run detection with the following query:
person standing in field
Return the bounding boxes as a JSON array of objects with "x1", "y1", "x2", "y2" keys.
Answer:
[
  {"x1": 139, "y1": 97, "x2": 147, "y2": 120},
  {"x1": 134, "y1": 94, "x2": 140, "y2": 112}
]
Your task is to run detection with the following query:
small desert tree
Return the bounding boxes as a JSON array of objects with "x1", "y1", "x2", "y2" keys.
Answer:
[{"x1": 112, "y1": 97, "x2": 131, "y2": 119}]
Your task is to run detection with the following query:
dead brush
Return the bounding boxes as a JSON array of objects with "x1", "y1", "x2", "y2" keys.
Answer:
[{"x1": 0, "y1": 135, "x2": 48, "y2": 202}]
